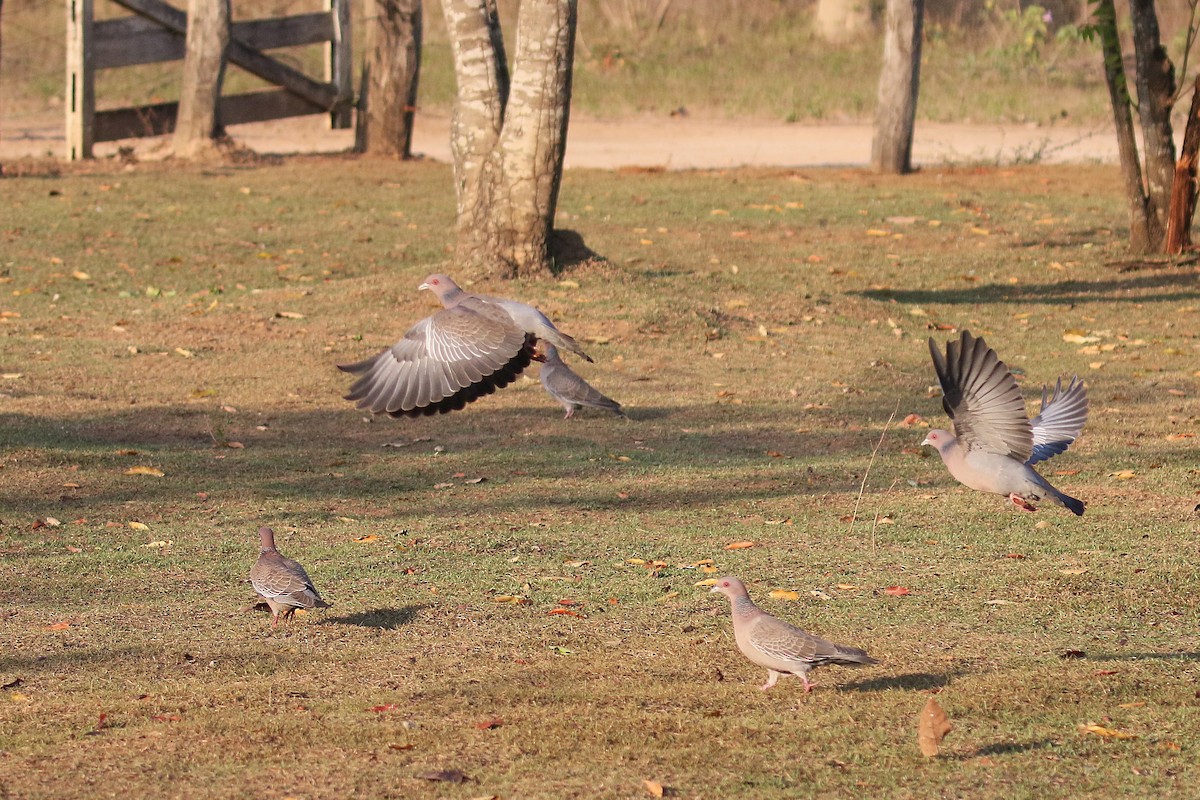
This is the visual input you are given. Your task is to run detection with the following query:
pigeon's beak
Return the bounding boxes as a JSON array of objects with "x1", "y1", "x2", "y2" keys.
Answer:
[
  {"x1": 708, "y1": 585, "x2": 721, "y2": 594},
  {"x1": 920, "y1": 434, "x2": 932, "y2": 447},
  {"x1": 418, "y1": 282, "x2": 430, "y2": 291}
]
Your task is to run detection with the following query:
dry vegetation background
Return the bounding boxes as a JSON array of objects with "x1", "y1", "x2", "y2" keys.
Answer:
[{"x1": 2, "y1": 157, "x2": 1199, "y2": 797}]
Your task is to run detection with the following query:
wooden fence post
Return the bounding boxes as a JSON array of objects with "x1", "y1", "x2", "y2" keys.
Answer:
[
  {"x1": 326, "y1": 0, "x2": 352, "y2": 128},
  {"x1": 66, "y1": 0, "x2": 95, "y2": 160}
]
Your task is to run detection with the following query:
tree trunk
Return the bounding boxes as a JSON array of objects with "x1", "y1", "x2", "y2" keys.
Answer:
[
  {"x1": 174, "y1": 0, "x2": 230, "y2": 158},
  {"x1": 815, "y1": 0, "x2": 873, "y2": 44},
  {"x1": 1164, "y1": 76, "x2": 1200, "y2": 255},
  {"x1": 443, "y1": 0, "x2": 578, "y2": 278},
  {"x1": 871, "y1": 0, "x2": 923, "y2": 174},
  {"x1": 1093, "y1": 0, "x2": 1153, "y2": 252},
  {"x1": 356, "y1": 0, "x2": 423, "y2": 157},
  {"x1": 1129, "y1": 0, "x2": 1175, "y2": 245}
]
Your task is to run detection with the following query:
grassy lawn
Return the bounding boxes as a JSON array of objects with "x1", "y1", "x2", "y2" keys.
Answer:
[{"x1": 2, "y1": 158, "x2": 1198, "y2": 798}]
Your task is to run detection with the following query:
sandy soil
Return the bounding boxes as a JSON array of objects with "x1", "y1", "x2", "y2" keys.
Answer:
[{"x1": 1, "y1": 109, "x2": 1122, "y2": 169}]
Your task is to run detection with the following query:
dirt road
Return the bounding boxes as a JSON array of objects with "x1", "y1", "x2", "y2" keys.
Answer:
[{"x1": 1, "y1": 110, "x2": 1120, "y2": 169}]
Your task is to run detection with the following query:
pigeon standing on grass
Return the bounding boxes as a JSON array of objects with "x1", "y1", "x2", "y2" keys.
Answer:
[
  {"x1": 710, "y1": 577, "x2": 878, "y2": 692},
  {"x1": 249, "y1": 527, "x2": 331, "y2": 627},
  {"x1": 924, "y1": 330, "x2": 1088, "y2": 515},
  {"x1": 539, "y1": 344, "x2": 626, "y2": 419},
  {"x1": 340, "y1": 274, "x2": 592, "y2": 417}
]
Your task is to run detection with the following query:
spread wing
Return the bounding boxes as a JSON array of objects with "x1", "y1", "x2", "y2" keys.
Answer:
[
  {"x1": 1027, "y1": 375, "x2": 1087, "y2": 465},
  {"x1": 929, "y1": 331, "x2": 1033, "y2": 460},
  {"x1": 340, "y1": 299, "x2": 534, "y2": 417}
]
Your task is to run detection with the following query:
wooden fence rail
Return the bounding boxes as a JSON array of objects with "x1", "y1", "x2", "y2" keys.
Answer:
[{"x1": 66, "y1": 0, "x2": 352, "y2": 160}]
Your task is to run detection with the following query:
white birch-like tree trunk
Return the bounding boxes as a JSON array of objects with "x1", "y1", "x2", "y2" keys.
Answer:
[
  {"x1": 356, "y1": 0, "x2": 423, "y2": 157},
  {"x1": 174, "y1": 0, "x2": 230, "y2": 158},
  {"x1": 443, "y1": 0, "x2": 578, "y2": 277},
  {"x1": 871, "y1": 0, "x2": 923, "y2": 174}
]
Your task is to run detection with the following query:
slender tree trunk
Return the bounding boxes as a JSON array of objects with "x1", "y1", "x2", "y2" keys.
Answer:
[
  {"x1": 174, "y1": 0, "x2": 230, "y2": 158},
  {"x1": 1129, "y1": 0, "x2": 1175, "y2": 245},
  {"x1": 1093, "y1": 0, "x2": 1153, "y2": 252},
  {"x1": 443, "y1": 0, "x2": 578, "y2": 278},
  {"x1": 1164, "y1": 76, "x2": 1200, "y2": 255},
  {"x1": 815, "y1": 0, "x2": 872, "y2": 43},
  {"x1": 871, "y1": 0, "x2": 923, "y2": 174},
  {"x1": 356, "y1": 0, "x2": 423, "y2": 157}
]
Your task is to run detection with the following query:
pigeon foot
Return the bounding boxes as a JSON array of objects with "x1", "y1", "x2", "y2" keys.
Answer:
[{"x1": 1009, "y1": 494, "x2": 1037, "y2": 512}]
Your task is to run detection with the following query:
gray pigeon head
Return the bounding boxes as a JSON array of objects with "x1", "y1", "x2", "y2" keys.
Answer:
[
  {"x1": 418, "y1": 273, "x2": 461, "y2": 302},
  {"x1": 921, "y1": 429, "x2": 954, "y2": 454},
  {"x1": 257, "y1": 526, "x2": 277, "y2": 551},
  {"x1": 710, "y1": 576, "x2": 748, "y2": 599}
]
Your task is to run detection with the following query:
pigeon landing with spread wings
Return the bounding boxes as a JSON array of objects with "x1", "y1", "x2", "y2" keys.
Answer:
[
  {"x1": 539, "y1": 344, "x2": 626, "y2": 419},
  {"x1": 711, "y1": 577, "x2": 878, "y2": 693},
  {"x1": 340, "y1": 274, "x2": 592, "y2": 417},
  {"x1": 924, "y1": 330, "x2": 1088, "y2": 515},
  {"x1": 249, "y1": 527, "x2": 331, "y2": 627}
]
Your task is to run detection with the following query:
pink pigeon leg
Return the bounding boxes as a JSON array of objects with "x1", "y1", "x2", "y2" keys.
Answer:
[
  {"x1": 1009, "y1": 494, "x2": 1037, "y2": 512},
  {"x1": 760, "y1": 670, "x2": 783, "y2": 691}
]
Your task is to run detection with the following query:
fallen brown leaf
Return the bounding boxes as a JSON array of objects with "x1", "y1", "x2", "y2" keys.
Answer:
[
  {"x1": 917, "y1": 697, "x2": 953, "y2": 757},
  {"x1": 643, "y1": 779, "x2": 666, "y2": 798},
  {"x1": 474, "y1": 716, "x2": 503, "y2": 730},
  {"x1": 724, "y1": 541, "x2": 755, "y2": 550}
]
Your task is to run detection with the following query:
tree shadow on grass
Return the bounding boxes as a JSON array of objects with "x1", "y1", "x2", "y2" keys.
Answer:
[
  {"x1": 840, "y1": 671, "x2": 955, "y2": 692},
  {"x1": 324, "y1": 605, "x2": 425, "y2": 630},
  {"x1": 855, "y1": 268, "x2": 1200, "y2": 306},
  {"x1": 1086, "y1": 651, "x2": 1200, "y2": 663},
  {"x1": 0, "y1": 646, "x2": 142, "y2": 674}
]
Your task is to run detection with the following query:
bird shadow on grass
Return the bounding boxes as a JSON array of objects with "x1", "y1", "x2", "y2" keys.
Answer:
[
  {"x1": 840, "y1": 671, "x2": 954, "y2": 692},
  {"x1": 323, "y1": 605, "x2": 425, "y2": 630},
  {"x1": 1086, "y1": 651, "x2": 1200, "y2": 663}
]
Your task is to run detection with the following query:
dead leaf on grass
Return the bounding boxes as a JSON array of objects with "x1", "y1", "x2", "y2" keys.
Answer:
[
  {"x1": 45, "y1": 621, "x2": 72, "y2": 631},
  {"x1": 368, "y1": 704, "x2": 401, "y2": 713},
  {"x1": 724, "y1": 541, "x2": 755, "y2": 550},
  {"x1": 474, "y1": 717, "x2": 503, "y2": 730},
  {"x1": 388, "y1": 743, "x2": 415, "y2": 751},
  {"x1": 1108, "y1": 470, "x2": 1136, "y2": 480},
  {"x1": 882, "y1": 586, "x2": 911, "y2": 596},
  {"x1": 547, "y1": 608, "x2": 585, "y2": 618},
  {"x1": 643, "y1": 779, "x2": 666, "y2": 798},
  {"x1": 125, "y1": 466, "x2": 164, "y2": 477},
  {"x1": 917, "y1": 697, "x2": 954, "y2": 757},
  {"x1": 1080, "y1": 723, "x2": 1137, "y2": 740},
  {"x1": 354, "y1": 535, "x2": 380, "y2": 544},
  {"x1": 769, "y1": 589, "x2": 800, "y2": 601},
  {"x1": 128, "y1": 521, "x2": 149, "y2": 530}
]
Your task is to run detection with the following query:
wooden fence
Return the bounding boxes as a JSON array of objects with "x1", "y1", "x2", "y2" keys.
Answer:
[{"x1": 65, "y1": 0, "x2": 352, "y2": 160}]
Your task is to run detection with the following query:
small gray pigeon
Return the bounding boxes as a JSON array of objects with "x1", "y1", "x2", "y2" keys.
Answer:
[
  {"x1": 340, "y1": 274, "x2": 592, "y2": 417},
  {"x1": 924, "y1": 330, "x2": 1087, "y2": 515},
  {"x1": 249, "y1": 527, "x2": 331, "y2": 627},
  {"x1": 710, "y1": 577, "x2": 878, "y2": 692},
  {"x1": 539, "y1": 344, "x2": 625, "y2": 419}
]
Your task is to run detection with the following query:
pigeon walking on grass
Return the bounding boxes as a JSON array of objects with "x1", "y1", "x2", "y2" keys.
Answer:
[
  {"x1": 340, "y1": 274, "x2": 592, "y2": 417},
  {"x1": 539, "y1": 344, "x2": 625, "y2": 419},
  {"x1": 710, "y1": 577, "x2": 878, "y2": 693},
  {"x1": 249, "y1": 527, "x2": 331, "y2": 627},
  {"x1": 924, "y1": 330, "x2": 1088, "y2": 515}
]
